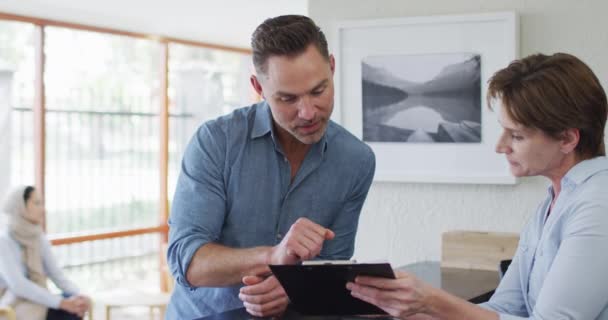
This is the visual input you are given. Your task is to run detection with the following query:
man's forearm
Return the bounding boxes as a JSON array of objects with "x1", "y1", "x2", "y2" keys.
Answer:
[{"x1": 186, "y1": 243, "x2": 273, "y2": 287}]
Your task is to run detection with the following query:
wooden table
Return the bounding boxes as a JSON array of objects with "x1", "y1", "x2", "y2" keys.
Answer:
[{"x1": 397, "y1": 261, "x2": 500, "y2": 302}]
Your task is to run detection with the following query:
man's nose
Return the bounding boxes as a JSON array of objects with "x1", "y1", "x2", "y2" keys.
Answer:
[{"x1": 298, "y1": 96, "x2": 315, "y2": 120}]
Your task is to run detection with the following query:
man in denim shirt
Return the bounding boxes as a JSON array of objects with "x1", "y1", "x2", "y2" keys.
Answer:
[{"x1": 166, "y1": 15, "x2": 375, "y2": 320}]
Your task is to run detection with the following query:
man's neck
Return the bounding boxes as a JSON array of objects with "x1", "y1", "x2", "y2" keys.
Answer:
[
  {"x1": 274, "y1": 124, "x2": 312, "y2": 157},
  {"x1": 274, "y1": 125, "x2": 313, "y2": 181}
]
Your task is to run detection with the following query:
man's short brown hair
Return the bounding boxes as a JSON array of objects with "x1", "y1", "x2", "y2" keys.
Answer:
[
  {"x1": 251, "y1": 15, "x2": 329, "y2": 75},
  {"x1": 487, "y1": 53, "x2": 607, "y2": 158}
]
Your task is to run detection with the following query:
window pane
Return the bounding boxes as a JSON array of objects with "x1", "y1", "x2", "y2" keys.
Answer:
[
  {"x1": 51, "y1": 234, "x2": 160, "y2": 292},
  {"x1": 168, "y1": 44, "x2": 255, "y2": 200},
  {"x1": 0, "y1": 20, "x2": 36, "y2": 196},
  {"x1": 44, "y1": 27, "x2": 162, "y2": 235}
]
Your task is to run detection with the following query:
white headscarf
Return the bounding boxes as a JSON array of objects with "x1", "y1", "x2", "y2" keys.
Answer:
[
  {"x1": 2, "y1": 185, "x2": 46, "y2": 285},
  {"x1": 1, "y1": 186, "x2": 48, "y2": 319},
  {"x1": 0, "y1": 186, "x2": 48, "y2": 320}
]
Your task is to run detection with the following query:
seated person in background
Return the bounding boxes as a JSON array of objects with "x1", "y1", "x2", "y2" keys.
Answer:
[
  {"x1": 0, "y1": 186, "x2": 91, "y2": 320},
  {"x1": 346, "y1": 52, "x2": 608, "y2": 320},
  {"x1": 166, "y1": 14, "x2": 375, "y2": 320}
]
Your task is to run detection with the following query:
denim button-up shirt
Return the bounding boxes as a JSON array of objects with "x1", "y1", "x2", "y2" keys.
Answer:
[
  {"x1": 482, "y1": 156, "x2": 608, "y2": 319},
  {"x1": 166, "y1": 102, "x2": 375, "y2": 320}
]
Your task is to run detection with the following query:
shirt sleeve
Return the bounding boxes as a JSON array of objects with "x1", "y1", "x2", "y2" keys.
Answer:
[
  {"x1": 483, "y1": 200, "x2": 608, "y2": 319},
  {"x1": 0, "y1": 237, "x2": 62, "y2": 308},
  {"x1": 317, "y1": 147, "x2": 375, "y2": 260},
  {"x1": 40, "y1": 236, "x2": 80, "y2": 295},
  {"x1": 479, "y1": 243, "x2": 528, "y2": 317},
  {"x1": 167, "y1": 122, "x2": 227, "y2": 288}
]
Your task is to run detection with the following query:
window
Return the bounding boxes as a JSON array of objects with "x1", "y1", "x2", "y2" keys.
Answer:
[
  {"x1": 44, "y1": 27, "x2": 162, "y2": 235},
  {"x1": 1, "y1": 12, "x2": 255, "y2": 293},
  {"x1": 0, "y1": 20, "x2": 35, "y2": 193},
  {"x1": 168, "y1": 43, "x2": 254, "y2": 200}
]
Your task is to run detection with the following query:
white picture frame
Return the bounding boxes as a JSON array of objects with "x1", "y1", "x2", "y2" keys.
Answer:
[{"x1": 332, "y1": 12, "x2": 519, "y2": 184}]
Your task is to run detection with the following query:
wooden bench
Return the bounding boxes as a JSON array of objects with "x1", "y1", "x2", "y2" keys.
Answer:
[
  {"x1": 441, "y1": 230, "x2": 519, "y2": 271},
  {"x1": 0, "y1": 307, "x2": 16, "y2": 320}
]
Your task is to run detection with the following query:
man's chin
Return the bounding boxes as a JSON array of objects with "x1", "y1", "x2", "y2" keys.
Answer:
[
  {"x1": 295, "y1": 130, "x2": 326, "y2": 145},
  {"x1": 295, "y1": 136, "x2": 321, "y2": 145}
]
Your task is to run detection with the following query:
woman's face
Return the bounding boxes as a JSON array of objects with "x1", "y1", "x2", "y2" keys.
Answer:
[
  {"x1": 495, "y1": 106, "x2": 566, "y2": 178},
  {"x1": 24, "y1": 189, "x2": 45, "y2": 225}
]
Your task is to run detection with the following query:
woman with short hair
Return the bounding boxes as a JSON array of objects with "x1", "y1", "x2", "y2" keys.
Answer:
[{"x1": 347, "y1": 53, "x2": 608, "y2": 320}]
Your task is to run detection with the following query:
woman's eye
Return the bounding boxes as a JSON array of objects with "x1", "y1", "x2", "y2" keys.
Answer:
[{"x1": 511, "y1": 135, "x2": 523, "y2": 141}]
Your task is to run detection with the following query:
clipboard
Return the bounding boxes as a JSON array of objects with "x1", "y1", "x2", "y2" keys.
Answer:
[{"x1": 269, "y1": 262, "x2": 395, "y2": 315}]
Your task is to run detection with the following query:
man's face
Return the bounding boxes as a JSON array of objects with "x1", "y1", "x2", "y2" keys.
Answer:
[
  {"x1": 495, "y1": 105, "x2": 566, "y2": 178},
  {"x1": 251, "y1": 44, "x2": 335, "y2": 145}
]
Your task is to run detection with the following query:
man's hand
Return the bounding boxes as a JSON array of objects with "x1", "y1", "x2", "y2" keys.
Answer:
[
  {"x1": 239, "y1": 275, "x2": 289, "y2": 317},
  {"x1": 269, "y1": 218, "x2": 335, "y2": 265}
]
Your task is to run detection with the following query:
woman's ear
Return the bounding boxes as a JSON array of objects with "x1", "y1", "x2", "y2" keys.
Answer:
[{"x1": 560, "y1": 128, "x2": 580, "y2": 154}]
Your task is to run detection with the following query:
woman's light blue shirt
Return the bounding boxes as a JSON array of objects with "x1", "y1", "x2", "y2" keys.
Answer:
[
  {"x1": 482, "y1": 157, "x2": 608, "y2": 319},
  {"x1": 0, "y1": 232, "x2": 79, "y2": 308}
]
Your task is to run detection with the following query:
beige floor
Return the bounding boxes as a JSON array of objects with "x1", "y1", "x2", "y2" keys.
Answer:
[
  {"x1": 89, "y1": 288, "x2": 170, "y2": 320},
  {"x1": 90, "y1": 305, "x2": 165, "y2": 320}
]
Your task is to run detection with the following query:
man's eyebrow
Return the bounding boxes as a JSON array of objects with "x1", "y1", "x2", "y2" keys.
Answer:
[
  {"x1": 273, "y1": 79, "x2": 329, "y2": 97},
  {"x1": 310, "y1": 79, "x2": 329, "y2": 91},
  {"x1": 273, "y1": 91, "x2": 295, "y2": 97}
]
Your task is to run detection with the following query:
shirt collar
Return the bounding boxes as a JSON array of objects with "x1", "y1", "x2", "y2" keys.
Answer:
[
  {"x1": 562, "y1": 156, "x2": 608, "y2": 187},
  {"x1": 251, "y1": 101, "x2": 273, "y2": 139}
]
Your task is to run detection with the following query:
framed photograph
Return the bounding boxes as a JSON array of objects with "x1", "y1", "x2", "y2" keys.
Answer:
[{"x1": 332, "y1": 12, "x2": 518, "y2": 184}]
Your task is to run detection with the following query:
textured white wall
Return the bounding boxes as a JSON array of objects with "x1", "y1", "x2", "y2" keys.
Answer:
[{"x1": 309, "y1": 0, "x2": 608, "y2": 266}]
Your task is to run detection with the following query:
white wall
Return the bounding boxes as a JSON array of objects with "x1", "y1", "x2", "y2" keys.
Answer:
[
  {"x1": 309, "y1": 0, "x2": 608, "y2": 266},
  {"x1": 0, "y1": 0, "x2": 308, "y2": 48}
]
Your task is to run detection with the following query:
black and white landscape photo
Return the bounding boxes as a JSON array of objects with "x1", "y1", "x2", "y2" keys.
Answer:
[{"x1": 361, "y1": 53, "x2": 482, "y2": 143}]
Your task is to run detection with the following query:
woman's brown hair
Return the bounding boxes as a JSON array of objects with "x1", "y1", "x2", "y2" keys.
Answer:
[{"x1": 488, "y1": 53, "x2": 607, "y2": 158}]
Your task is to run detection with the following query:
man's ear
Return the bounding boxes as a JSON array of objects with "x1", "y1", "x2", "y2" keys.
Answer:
[
  {"x1": 560, "y1": 128, "x2": 580, "y2": 154},
  {"x1": 250, "y1": 75, "x2": 264, "y2": 98},
  {"x1": 329, "y1": 54, "x2": 335, "y2": 75}
]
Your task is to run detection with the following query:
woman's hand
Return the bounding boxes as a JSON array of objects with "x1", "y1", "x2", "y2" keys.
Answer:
[
  {"x1": 59, "y1": 295, "x2": 90, "y2": 317},
  {"x1": 59, "y1": 296, "x2": 84, "y2": 316},
  {"x1": 346, "y1": 270, "x2": 436, "y2": 319},
  {"x1": 74, "y1": 294, "x2": 91, "y2": 316}
]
